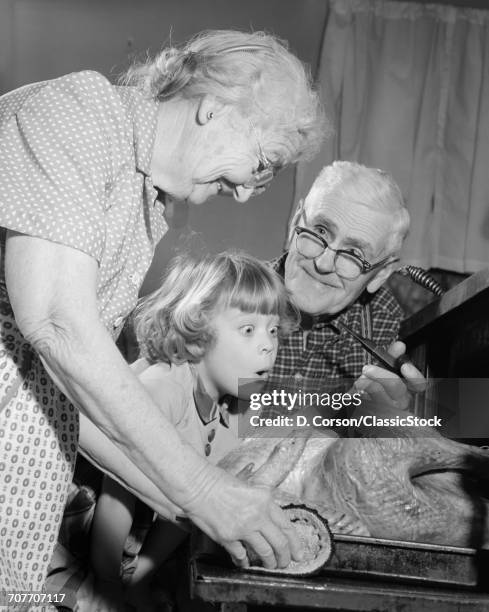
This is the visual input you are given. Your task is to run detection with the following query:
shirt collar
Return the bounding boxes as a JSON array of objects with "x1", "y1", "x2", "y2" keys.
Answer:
[
  {"x1": 191, "y1": 367, "x2": 231, "y2": 428},
  {"x1": 116, "y1": 86, "x2": 159, "y2": 177}
]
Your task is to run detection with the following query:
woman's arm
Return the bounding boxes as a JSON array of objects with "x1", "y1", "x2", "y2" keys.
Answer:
[
  {"x1": 5, "y1": 231, "x2": 206, "y2": 507},
  {"x1": 79, "y1": 413, "x2": 182, "y2": 519},
  {"x1": 5, "y1": 232, "x2": 301, "y2": 569}
]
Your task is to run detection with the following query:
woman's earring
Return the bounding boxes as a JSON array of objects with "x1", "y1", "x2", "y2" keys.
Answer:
[{"x1": 207, "y1": 111, "x2": 214, "y2": 120}]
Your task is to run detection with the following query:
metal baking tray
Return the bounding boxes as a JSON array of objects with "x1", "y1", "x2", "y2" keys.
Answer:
[
  {"x1": 321, "y1": 534, "x2": 489, "y2": 588},
  {"x1": 192, "y1": 531, "x2": 489, "y2": 589}
]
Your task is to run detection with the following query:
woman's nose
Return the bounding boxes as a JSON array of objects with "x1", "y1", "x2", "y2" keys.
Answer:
[{"x1": 233, "y1": 184, "x2": 254, "y2": 203}]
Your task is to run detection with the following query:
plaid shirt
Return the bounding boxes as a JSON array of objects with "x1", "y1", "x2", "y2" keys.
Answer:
[{"x1": 271, "y1": 253, "x2": 403, "y2": 392}]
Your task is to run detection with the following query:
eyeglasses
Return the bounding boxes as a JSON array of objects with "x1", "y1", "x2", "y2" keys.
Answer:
[
  {"x1": 242, "y1": 122, "x2": 279, "y2": 194},
  {"x1": 242, "y1": 145, "x2": 275, "y2": 191},
  {"x1": 294, "y1": 226, "x2": 397, "y2": 280}
]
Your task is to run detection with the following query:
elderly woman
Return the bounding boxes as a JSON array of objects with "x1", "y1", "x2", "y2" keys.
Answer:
[{"x1": 0, "y1": 29, "x2": 324, "y2": 593}]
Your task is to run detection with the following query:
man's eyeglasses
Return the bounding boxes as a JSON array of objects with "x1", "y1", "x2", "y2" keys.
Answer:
[{"x1": 294, "y1": 226, "x2": 397, "y2": 280}]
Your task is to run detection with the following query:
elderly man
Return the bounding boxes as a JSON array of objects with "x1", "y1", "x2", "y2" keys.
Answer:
[{"x1": 272, "y1": 161, "x2": 416, "y2": 400}]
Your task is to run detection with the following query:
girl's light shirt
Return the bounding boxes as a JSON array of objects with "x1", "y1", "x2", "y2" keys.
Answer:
[{"x1": 132, "y1": 358, "x2": 240, "y2": 464}]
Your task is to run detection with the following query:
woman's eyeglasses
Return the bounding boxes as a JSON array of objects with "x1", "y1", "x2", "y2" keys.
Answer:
[
  {"x1": 242, "y1": 142, "x2": 276, "y2": 191},
  {"x1": 294, "y1": 226, "x2": 397, "y2": 280},
  {"x1": 243, "y1": 122, "x2": 280, "y2": 194}
]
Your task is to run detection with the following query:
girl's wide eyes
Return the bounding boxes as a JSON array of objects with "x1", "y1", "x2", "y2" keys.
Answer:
[
  {"x1": 240, "y1": 325, "x2": 254, "y2": 336},
  {"x1": 270, "y1": 326, "x2": 279, "y2": 336}
]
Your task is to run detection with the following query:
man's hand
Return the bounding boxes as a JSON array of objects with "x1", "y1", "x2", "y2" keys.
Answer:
[
  {"x1": 183, "y1": 470, "x2": 302, "y2": 570},
  {"x1": 353, "y1": 341, "x2": 427, "y2": 411}
]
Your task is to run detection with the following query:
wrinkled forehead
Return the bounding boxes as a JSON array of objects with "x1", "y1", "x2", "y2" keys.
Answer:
[{"x1": 303, "y1": 190, "x2": 395, "y2": 257}]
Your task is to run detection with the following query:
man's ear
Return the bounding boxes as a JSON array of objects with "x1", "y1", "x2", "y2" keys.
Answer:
[
  {"x1": 366, "y1": 260, "x2": 398, "y2": 294},
  {"x1": 286, "y1": 199, "x2": 305, "y2": 245},
  {"x1": 196, "y1": 95, "x2": 227, "y2": 125}
]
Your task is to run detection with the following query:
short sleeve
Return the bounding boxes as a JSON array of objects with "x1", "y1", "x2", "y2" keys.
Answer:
[
  {"x1": 0, "y1": 72, "x2": 122, "y2": 262},
  {"x1": 137, "y1": 363, "x2": 187, "y2": 426}
]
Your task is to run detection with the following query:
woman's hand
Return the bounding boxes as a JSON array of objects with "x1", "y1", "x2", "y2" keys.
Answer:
[{"x1": 182, "y1": 468, "x2": 302, "y2": 569}]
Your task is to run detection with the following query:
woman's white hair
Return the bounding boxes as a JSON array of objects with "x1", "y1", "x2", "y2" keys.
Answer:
[{"x1": 122, "y1": 29, "x2": 328, "y2": 165}]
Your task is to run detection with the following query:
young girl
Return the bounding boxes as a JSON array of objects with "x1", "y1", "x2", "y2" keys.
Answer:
[{"x1": 90, "y1": 250, "x2": 297, "y2": 610}]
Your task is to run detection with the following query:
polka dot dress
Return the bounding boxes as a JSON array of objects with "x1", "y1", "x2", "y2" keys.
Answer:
[
  {"x1": 0, "y1": 71, "x2": 168, "y2": 593},
  {"x1": 0, "y1": 300, "x2": 77, "y2": 598}
]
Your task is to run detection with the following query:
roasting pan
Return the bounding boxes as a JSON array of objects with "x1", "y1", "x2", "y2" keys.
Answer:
[
  {"x1": 191, "y1": 530, "x2": 489, "y2": 588},
  {"x1": 323, "y1": 533, "x2": 488, "y2": 588}
]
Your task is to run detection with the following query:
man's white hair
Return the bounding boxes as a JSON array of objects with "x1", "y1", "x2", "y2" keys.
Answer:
[{"x1": 305, "y1": 161, "x2": 410, "y2": 256}]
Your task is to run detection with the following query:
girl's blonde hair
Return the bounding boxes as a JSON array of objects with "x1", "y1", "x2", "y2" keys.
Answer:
[
  {"x1": 121, "y1": 29, "x2": 327, "y2": 165},
  {"x1": 135, "y1": 250, "x2": 298, "y2": 365}
]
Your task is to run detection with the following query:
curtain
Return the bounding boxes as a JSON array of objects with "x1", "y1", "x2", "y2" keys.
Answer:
[{"x1": 296, "y1": 0, "x2": 489, "y2": 273}]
